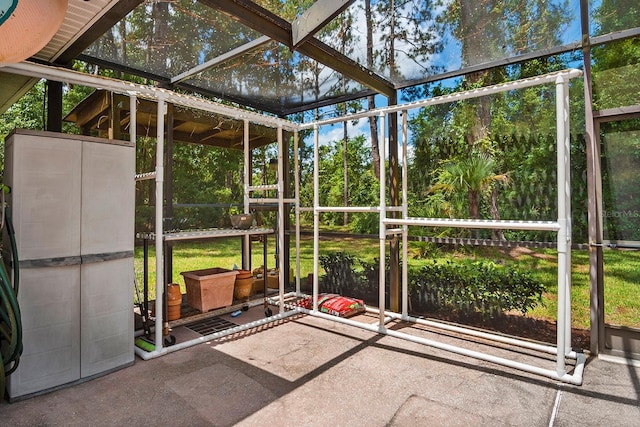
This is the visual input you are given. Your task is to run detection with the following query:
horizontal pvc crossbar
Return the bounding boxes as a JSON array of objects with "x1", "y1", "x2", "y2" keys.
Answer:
[
  {"x1": 297, "y1": 306, "x2": 585, "y2": 385},
  {"x1": 268, "y1": 293, "x2": 580, "y2": 359},
  {"x1": 248, "y1": 198, "x2": 297, "y2": 204},
  {"x1": 135, "y1": 171, "x2": 156, "y2": 181},
  {"x1": 248, "y1": 184, "x2": 279, "y2": 191},
  {"x1": 384, "y1": 217, "x2": 561, "y2": 231},
  {"x1": 4, "y1": 62, "x2": 580, "y2": 134},
  {"x1": 264, "y1": 293, "x2": 585, "y2": 385},
  {"x1": 317, "y1": 206, "x2": 381, "y2": 213},
  {"x1": 591, "y1": 241, "x2": 640, "y2": 250},
  {"x1": 409, "y1": 235, "x2": 559, "y2": 249},
  {"x1": 3, "y1": 61, "x2": 297, "y2": 131},
  {"x1": 134, "y1": 307, "x2": 300, "y2": 360},
  {"x1": 315, "y1": 206, "x2": 403, "y2": 213},
  {"x1": 385, "y1": 228, "x2": 403, "y2": 235},
  {"x1": 299, "y1": 69, "x2": 582, "y2": 130},
  {"x1": 366, "y1": 308, "x2": 581, "y2": 359}
]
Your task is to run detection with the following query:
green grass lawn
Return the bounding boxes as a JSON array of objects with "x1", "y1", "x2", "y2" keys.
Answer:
[
  {"x1": 602, "y1": 250, "x2": 640, "y2": 327},
  {"x1": 134, "y1": 235, "x2": 381, "y2": 297},
  {"x1": 135, "y1": 235, "x2": 640, "y2": 330}
]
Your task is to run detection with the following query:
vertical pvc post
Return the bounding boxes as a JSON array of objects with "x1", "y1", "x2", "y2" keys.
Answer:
[
  {"x1": 401, "y1": 111, "x2": 409, "y2": 318},
  {"x1": 294, "y1": 130, "x2": 301, "y2": 294},
  {"x1": 560, "y1": 77, "x2": 573, "y2": 354},
  {"x1": 313, "y1": 125, "x2": 320, "y2": 311},
  {"x1": 555, "y1": 75, "x2": 570, "y2": 375},
  {"x1": 378, "y1": 112, "x2": 387, "y2": 329},
  {"x1": 277, "y1": 126, "x2": 285, "y2": 313},
  {"x1": 129, "y1": 94, "x2": 137, "y2": 144},
  {"x1": 243, "y1": 119, "x2": 250, "y2": 268},
  {"x1": 154, "y1": 96, "x2": 166, "y2": 351}
]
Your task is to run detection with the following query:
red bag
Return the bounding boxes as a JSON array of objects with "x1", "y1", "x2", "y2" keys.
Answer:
[{"x1": 299, "y1": 293, "x2": 366, "y2": 318}]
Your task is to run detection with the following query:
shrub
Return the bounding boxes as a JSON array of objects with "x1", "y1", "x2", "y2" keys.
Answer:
[
  {"x1": 318, "y1": 252, "x2": 360, "y2": 295},
  {"x1": 409, "y1": 260, "x2": 545, "y2": 318},
  {"x1": 318, "y1": 252, "x2": 545, "y2": 319},
  {"x1": 318, "y1": 252, "x2": 386, "y2": 303}
]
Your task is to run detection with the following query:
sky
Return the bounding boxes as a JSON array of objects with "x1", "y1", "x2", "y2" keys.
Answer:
[
  {"x1": 315, "y1": 112, "x2": 413, "y2": 165},
  {"x1": 303, "y1": 0, "x2": 591, "y2": 165}
]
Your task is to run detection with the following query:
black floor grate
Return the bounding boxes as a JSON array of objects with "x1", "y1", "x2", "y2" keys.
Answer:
[{"x1": 184, "y1": 316, "x2": 237, "y2": 336}]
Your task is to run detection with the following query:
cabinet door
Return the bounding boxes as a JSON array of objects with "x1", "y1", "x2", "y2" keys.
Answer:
[
  {"x1": 7, "y1": 266, "x2": 81, "y2": 398},
  {"x1": 81, "y1": 141, "x2": 134, "y2": 255},
  {"x1": 6, "y1": 133, "x2": 81, "y2": 260},
  {"x1": 80, "y1": 258, "x2": 134, "y2": 378},
  {"x1": 80, "y1": 140, "x2": 135, "y2": 377}
]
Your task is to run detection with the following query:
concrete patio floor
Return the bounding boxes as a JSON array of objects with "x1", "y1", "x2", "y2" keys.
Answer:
[{"x1": 2, "y1": 307, "x2": 639, "y2": 426}]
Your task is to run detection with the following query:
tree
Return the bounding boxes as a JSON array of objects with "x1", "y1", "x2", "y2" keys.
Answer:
[
  {"x1": 0, "y1": 81, "x2": 46, "y2": 141},
  {"x1": 406, "y1": 2, "x2": 576, "y2": 240},
  {"x1": 443, "y1": 0, "x2": 572, "y2": 144},
  {"x1": 590, "y1": 1, "x2": 640, "y2": 110},
  {"x1": 0, "y1": 69, "x2": 96, "y2": 169},
  {"x1": 355, "y1": 0, "x2": 443, "y2": 179},
  {"x1": 336, "y1": 8, "x2": 358, "y2": 225},
  {"x1": 364, "y1": 0, "x2": 380, "y2": 179},
  {"x1": 316, "y1": 134, "x2": 379, "y2": 232},
  {"x1": 430, "y1": 151, "x2": 508, "y2": 237}
]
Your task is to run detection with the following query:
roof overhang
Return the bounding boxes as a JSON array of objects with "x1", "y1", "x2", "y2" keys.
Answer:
[{"x1": 0, "y1": 0, "x2": 143, "y2": 114}]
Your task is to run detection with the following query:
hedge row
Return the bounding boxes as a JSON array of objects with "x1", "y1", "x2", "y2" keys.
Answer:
[{"x1": 318, "y1": 252, "x2": 544, "y2": 318}]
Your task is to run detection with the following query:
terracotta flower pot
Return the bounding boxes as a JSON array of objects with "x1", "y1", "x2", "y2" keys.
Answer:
[
  {"x1": 167, "y1": 283, "x2": 182, "y2": 321},
  {"x1": 236, "y1": 269, "x2": 252, "y2": 280},
  {"x1": 151, "y1": 283, "x2": 182, "y2": 320},
  {"x1": 234, "y1": 277, "x2": 253, "y2": 301}
]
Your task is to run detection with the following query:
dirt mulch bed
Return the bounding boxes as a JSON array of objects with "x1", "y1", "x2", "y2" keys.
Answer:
[{"x1": 420, "y1": 309, "x2": 590, "y2": 351}]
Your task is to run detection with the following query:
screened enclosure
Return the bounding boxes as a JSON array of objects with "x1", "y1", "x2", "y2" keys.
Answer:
[
  {"x1": 74, "y1": 0, "x2": 621, "y2": 115},
  {"x1": 1, "y1": 0, "x2": 640, "y2": 366}
]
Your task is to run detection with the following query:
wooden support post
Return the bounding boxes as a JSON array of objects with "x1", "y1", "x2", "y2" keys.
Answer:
[{"x1": 46, "y1": 80, "x2": 63, "y2": 133}]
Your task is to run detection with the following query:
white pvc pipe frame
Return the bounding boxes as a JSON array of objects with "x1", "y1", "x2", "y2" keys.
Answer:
[
  {"x1": 307, "y1": 68, "x2": 585, "y2": 385},
  {"x1": 3, "y1": 62, "x2": 584, "y2": 383}
]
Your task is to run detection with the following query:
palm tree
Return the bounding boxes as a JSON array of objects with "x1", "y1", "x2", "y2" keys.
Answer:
[{"x1": 431, "y1": 152, "x2": 508, "y2": 237}]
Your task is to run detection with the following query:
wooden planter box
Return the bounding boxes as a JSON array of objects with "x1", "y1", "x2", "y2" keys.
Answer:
[
  {"x1": 252, "y1": 268, "x2": 294, "y2": 292},
  {"x1": 251, "y1": 275, "x2": 277, "y2": 294},
  {"x1": 181, "y1": 268, "x2": 238, "y2": 312}
]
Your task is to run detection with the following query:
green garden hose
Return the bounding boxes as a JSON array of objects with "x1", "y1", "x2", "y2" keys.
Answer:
[{"x1": 0, "y1": 202, "x2": 22, "y2": 401}]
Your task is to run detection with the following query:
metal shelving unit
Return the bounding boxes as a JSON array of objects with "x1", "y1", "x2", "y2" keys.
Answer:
[
  {"x1": 133, "y1": 97, "x2": 300, "y2": 360},
  {"x1": 135, "y1": 227, "x2": 274, "y2": 329}
]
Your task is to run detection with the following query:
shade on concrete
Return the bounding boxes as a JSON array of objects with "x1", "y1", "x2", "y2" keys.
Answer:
[{"x1": 2, "y1": 307, "x2": 639, "y2": 426}]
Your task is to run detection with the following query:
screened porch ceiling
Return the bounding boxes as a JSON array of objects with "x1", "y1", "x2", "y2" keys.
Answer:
[{"x1": 1, "y1": 0, "x2": 637, "y2": 117}]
